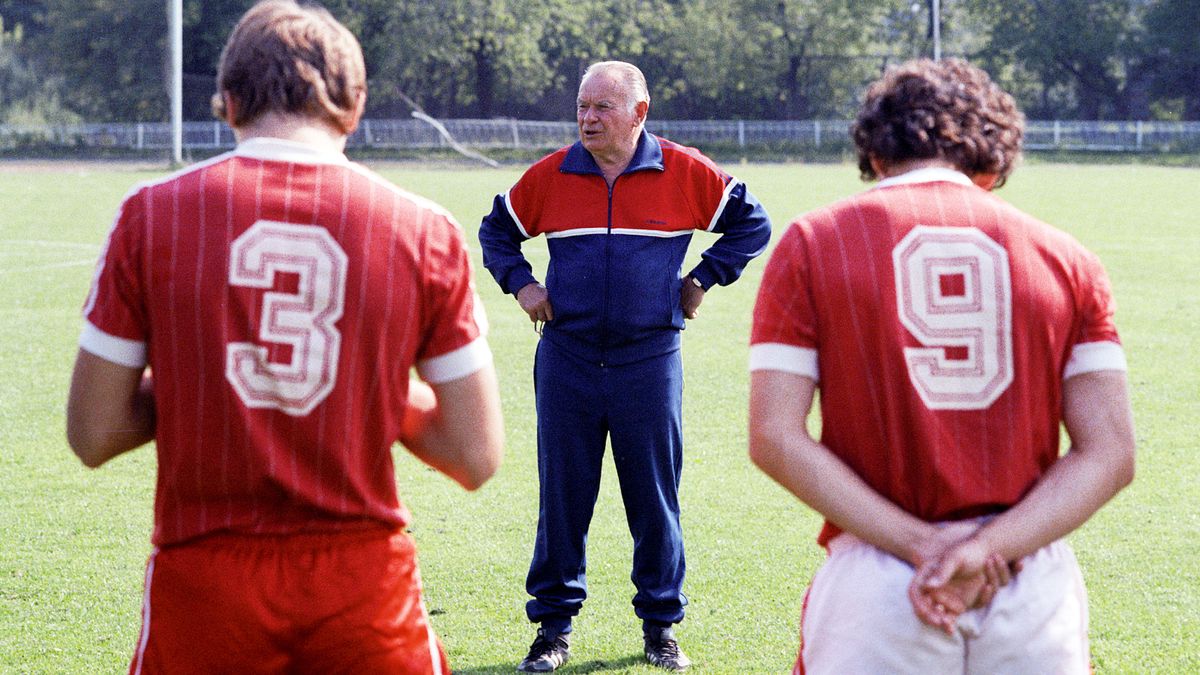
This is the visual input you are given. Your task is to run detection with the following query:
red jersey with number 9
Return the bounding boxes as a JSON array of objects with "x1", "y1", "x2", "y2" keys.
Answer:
[
  {"x1": 749, "y1": 168, "x2": 1125, "y2": 547},
  {"x1": 81, "y1": 138, "x2": 492, "y2": 547}
]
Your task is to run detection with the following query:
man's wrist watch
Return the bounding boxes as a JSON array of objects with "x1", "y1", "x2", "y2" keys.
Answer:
[{"x1": 688, "y1": 275, "x2": 703, "y2": 290}]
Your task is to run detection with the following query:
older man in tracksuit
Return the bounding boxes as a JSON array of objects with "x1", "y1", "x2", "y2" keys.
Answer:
[{"x1": 479, "y1": 61, "x2": 771, "y2": 672}]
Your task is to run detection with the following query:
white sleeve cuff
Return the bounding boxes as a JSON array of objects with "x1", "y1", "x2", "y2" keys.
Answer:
[
  {"x1": 748, "y1": 343, "x2": 819, "y2": 380},
  {"x1": 1063, "y1": 341, "x2": 1127, "y2": 379},
  {"x1": 79, "y1": 321, "x2": 147, "y2": 368},
  {"x1": 417, "y1": 337, "x2": 494, "y2": 384}
]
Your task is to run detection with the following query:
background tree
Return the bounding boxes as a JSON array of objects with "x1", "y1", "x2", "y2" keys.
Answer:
[
  {"x1": 963, "y1": 0, "x2": 1151, "y2": 119},
  {"x1": 0, "y1": 13, "x2": 76, "y2": 125},
  {"x1": 368, "y1": 0, "x2": 554, "y2": 118},
  {"x1": 556, "y1": 0, "x2": 681, "y2": 117},
  {"x1": 180, "y1": 0, "x2": 246, "y2": 120},
  {"x1": 35, "y1": 0, "x2": 168, "y2": 121},
  {"x1": 1144, "y1": 0, "x2": 1200, "y2": 119},
  {"x1": 1, "y1": 0, "x2": 1195, "y2": 124}
]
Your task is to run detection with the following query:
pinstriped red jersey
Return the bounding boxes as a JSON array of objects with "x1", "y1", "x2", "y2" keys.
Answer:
[
  {"x1": 81, "y1": 138, "x2": 492, "y2": 547},
  {"x1": 749, "y1": 168, "x2": 1125, "y2": 547}
]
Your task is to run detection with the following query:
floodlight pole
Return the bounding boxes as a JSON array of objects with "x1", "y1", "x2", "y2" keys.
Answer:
[
  {"x1": 931, "y1": 0, "x2": 942, "y2": 61},
  {"x1": 170, "y1": 0, "x2": 183, "y2": 165}
]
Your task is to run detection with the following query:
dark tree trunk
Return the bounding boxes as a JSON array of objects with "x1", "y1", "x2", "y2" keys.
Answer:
[{"x1": 474, "y1": 39, "x2": 495, "y2": 118}]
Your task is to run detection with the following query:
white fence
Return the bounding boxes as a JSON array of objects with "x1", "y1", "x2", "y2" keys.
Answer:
[{"x1": 3, "y1": 118, "x2": 1199, "y2": 153}]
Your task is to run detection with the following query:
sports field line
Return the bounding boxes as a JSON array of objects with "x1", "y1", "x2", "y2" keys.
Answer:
[
  {"x1": 1, "y1": 239, "x2": 102, "y2": 252},
  {"x1": 0, "y1": 240, "x2": 101, "y2": 274},
  {"x1": 0, "y1": 239, "x2": 99, "y2": 273},
  {"x1": 0, "y1": 259, "x2": 98, "y2": 274}
]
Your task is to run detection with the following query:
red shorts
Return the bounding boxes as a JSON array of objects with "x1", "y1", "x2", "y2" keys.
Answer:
[{"x1": 129, "y1": 528, "x2": 449, "y2": 674}]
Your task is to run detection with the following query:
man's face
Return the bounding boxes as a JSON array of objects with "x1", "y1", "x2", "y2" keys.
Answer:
[{"x1": 576, "y1": 72, "x2": 642, "y2": 160}]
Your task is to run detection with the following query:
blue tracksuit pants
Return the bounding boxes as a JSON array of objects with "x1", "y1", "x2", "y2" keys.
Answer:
[{"x1": 526, "y1": 337, "x2": 687, "y2": 633}]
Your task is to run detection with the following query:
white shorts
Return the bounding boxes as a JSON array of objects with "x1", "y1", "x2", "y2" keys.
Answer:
[{"x1": 795, "y1": 532, "x2": 1090, "y2": 675}]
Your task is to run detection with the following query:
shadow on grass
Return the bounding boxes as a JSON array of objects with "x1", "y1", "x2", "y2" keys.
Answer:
[{"x1": 454, "y1": 654, "x2": 645, "y2": 674}]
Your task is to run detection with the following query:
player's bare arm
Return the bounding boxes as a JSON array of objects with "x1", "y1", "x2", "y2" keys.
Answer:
[
  {"x1": 517, "y1": 282, "x2": 553, "y2": 324},
  {"x1": 749, "y1": 370, "x2": 1009, "y2": 629},
  {"x1": 66, "y1": 350, "x2": 155, "y2": 468},
  {"x1": 749, "y1": 371, "x2": 988, "y2": 569},
  {"x1": 911, "y1": 369, "x2": 1135, "y2": 620},
  {"x1": 397, "y1": 365, "x2": 504, "y2": 491}
]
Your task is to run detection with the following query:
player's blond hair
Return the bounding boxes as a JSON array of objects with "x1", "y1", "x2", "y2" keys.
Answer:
[
  {"x1": 211, "y1": 0, "x2": 365, "y2": 134},
  {"x1": 853, "y1": 58, "x2": 1024, "y2": 187}
]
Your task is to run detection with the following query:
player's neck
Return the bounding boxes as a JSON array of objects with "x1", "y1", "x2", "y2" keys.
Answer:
[
  {"x1": 233, "y1": 113, "x2": 349, "y2": 154},
  {"x1": 874, "y1": 157, "x2": 999, "y2": 190},
  {"x1": 875, "y1": 158, "x2": 960, "y2": 178}
]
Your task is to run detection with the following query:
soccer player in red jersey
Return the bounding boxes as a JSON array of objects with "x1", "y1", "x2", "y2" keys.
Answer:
[
  {"x1": 748, "y1": 58, "x2": 1135, "y2": 673},
  {"x1": 65, "y1": 2, "x2": 502, "y2": 672}
]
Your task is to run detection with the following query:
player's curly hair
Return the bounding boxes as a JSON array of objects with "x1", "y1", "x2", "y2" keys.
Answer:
[
  {"x1": 211, "y1": 0, "x2": 365, "y2": 134},
  {"x1": 852, "y1": 58, "x2": 1023, "y2": 187}
]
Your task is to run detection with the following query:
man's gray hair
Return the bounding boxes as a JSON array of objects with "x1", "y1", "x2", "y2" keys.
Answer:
[{"x1": 580, "y1": 61, "x2": 650, "y2": 113}]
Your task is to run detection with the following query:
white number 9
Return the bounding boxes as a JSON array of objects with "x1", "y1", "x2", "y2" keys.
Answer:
[
  {"x1": 892, "y1": 226, "x2": 1013, "y2": 410},
  {"x1": 225, "y1": 221, "x2": 348, "y2": 416}
]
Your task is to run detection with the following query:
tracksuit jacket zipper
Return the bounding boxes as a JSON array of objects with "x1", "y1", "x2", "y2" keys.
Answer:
[{"x1": 600, "y1": 178, "x2": 616, "y2": 367}]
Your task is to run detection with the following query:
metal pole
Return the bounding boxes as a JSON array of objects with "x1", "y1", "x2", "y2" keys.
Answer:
[
  {"x1": 170, "y1": 0, "x2": 183, "y2": 165},
  {"x1": 932, "y1": 0, "x2": 942, "y2": 61}
]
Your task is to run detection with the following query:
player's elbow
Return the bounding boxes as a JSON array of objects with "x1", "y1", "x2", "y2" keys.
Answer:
[
  {"x1": 1112, "y1": 442, "x2": 1136, "y2": 493},
  {"x1": 66, "y1": 426, "x2": 112, "y2": 468},
  {"x1": 747, "y1": 426, "x2": 783, "y2": 475},
  {"x1": 1099, "y1": 420, "x2": 1137, "y2": 495},
  {"x1": 458, "y1": 461, "x2": 496, "y2": 487},
  {"x1": 66, "y1": 414, "x2": 150, "y2": 468},
  {"x1": 1083, "y1": 436, "x2": 1136, "y2": 500},
  {"x1": 457, "y1": 445, "x2": 502, "y2": 491}
]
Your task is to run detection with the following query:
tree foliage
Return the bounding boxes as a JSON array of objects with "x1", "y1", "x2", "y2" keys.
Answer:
[
  {"x1": 367, "y1": 0, "x2": 554, "y2": 118},
  {"x1": 35, "y1": 0, "x2": 168, "y2": 121},
  {"x1": 1143, "y1": 0, "x2": 1200, "y2": 119},
  {"x1": 962, "y1": 0, "x2": 1152, "y2": 119},
  {"x1": 1, "y1": 0, "x2": 1198, "y2": 123},
  {"x1": 0, "y1": 14, "x2": 76, "y2": 125}
]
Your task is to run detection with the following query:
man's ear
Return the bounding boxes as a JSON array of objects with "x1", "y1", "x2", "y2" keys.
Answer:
[
  {"x1": 221, "y1": 91, "x2": 239, "y2": 127},
  {"x1": 971, "y1": 172, "x2": 1000, "y2": 191},
  {"x1": 869, "y1": 155, "x2": 887, "y2": 179},
  {"x1": 634, "y1": 99, "x2": 649, "y2": 126},
  {"x1": 344, "y1": 89, "x2": 367, "y2": 135}
]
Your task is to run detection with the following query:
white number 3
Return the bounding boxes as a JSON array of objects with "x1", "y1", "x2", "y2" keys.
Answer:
[
  {"x1": 225, "y1": 221, "x2": 348, "y2": 416},
  {"x1": 893, "y1": 226, "x2": 1013, "y2": 410}
]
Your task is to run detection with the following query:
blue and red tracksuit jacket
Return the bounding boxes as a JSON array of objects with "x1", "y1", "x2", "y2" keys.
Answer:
[{"x1": 479, "y1": 130, "x2": 772, "y2": 365}]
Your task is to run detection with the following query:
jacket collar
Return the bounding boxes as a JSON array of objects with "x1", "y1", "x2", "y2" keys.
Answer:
[{"x1": 560, "y1": 128, "x2": 665, "y2": 176}]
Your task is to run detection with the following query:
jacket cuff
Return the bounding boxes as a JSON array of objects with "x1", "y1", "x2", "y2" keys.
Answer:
[
  {"x1": 687, "y1": 266, "x2": 716, "y2": 291},
  {"x1": 504, "y1": 269, "x2": 539, "y2": 296}
]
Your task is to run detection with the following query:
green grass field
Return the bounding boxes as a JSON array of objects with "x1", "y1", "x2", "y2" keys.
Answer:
[{"x1": 1, "y1": 160, "x2": 1197, "y2": 673}]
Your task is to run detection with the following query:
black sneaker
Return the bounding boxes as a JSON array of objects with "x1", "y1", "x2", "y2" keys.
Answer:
[
  {"x1": 517, "y1": 627, "x2": 570, "y2": 673},
  {"x1": 644, "y1": 625, "x2": 691, "y2": 671}
]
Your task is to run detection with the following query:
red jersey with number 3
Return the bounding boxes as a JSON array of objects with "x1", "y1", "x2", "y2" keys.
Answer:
[
  {"x1": 749, "y1": 168, "x2": 1126, "y2": 546},
  {"x1": 81, "y1": 138, "x2": 492, "y2": 547}
]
